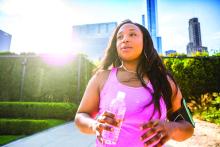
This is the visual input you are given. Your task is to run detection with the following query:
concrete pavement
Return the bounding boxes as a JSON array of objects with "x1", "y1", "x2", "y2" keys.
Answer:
[
  {"x1": 3, "y1": 122, "x2": 96, "y2": 147},
  {"x1": 3, "y1": 122, "x2": 188, "y2": 147}
]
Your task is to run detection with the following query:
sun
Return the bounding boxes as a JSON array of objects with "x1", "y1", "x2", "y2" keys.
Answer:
[{"x1": 2, "y1": 0, "x2": 84, "y2": 55}]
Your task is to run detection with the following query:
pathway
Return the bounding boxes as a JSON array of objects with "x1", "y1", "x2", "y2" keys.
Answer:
[{"x1": 3, "y1": 119, "x2": 220, "y2": 147}]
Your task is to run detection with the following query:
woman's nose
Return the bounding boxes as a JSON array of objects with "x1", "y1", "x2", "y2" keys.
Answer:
[{"x1": 122, "y1": 35, "x2": 129, "y2": 43}]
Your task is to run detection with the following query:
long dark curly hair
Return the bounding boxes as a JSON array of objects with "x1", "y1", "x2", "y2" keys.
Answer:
[{"x1": 98, "y1": 20, "x2": 177, "y2": 118}]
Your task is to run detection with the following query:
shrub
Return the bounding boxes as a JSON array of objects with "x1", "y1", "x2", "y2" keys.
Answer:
[
  {"x1": 163, "y1": 57, "x2": 220, "y2": 99},
  {"x1": 0, "y1": 102, "x2": 77, "y2": 120},
  {"x1": 0, "y1": 54, "x2": 95, "y2": 103},
  {"x1": 188, "y1": 92, "x2": 220, "y2": 125},
  {"x1": 0, "y1": 135, "x2": 25, "y2": 146},
  {"x1": 0, "y1": 119, "x2": 65, "y2": 135}
]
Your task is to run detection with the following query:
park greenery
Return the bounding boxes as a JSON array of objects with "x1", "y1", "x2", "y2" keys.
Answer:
[
  {"x1": 188, "y1": 92, "x2": 220, "y2": 125},
  {"x1": 0, "y1": 102, "x2": 77, "y2": 145},
  {"x1": 0, "y1": 52, "x2": 219, "y2": 145},
  {"x1": 0, "y1": 53, "x2": 95, "y2": 103},
  {"x1": 163, "y1": 54, "x2": 220, "y2": 125}
]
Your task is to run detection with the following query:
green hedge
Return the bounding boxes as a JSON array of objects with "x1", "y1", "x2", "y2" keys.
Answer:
[
  {"x1": 0, "y1": 55, "x2": 219, "y2": 103},
  {"x1": 188, "y1": 92, "x2": 220, "y2": 125},
  {"x1": 163, "y1": 57, "x2": 220, "y2": 99},
  {"x1": 0, "y1": 119, "x2": 65, "y2": 135},
  {"x1": 0, "y1": 54, "x2": 95, "y2": 103},
  {"x1": 0, "y1": 102, "x2": 77, "y2": 120},
  {"x1": 0, "y1": 135, "x2": 25, "y2": 146},
  {"x1": 0, "y1": 57, "x2": 22, "y2": 101}
]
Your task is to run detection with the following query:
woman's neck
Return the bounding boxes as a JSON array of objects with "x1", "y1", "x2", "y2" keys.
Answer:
[{"x1": 121, "y1": 62, "x2": 138, "y2": 74}]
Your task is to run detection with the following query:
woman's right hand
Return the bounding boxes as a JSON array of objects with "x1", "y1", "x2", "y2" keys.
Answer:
[{"x1": 93, "y1": 111, "x2": 119, "y2": 143}]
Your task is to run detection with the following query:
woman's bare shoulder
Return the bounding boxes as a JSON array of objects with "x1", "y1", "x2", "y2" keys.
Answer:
[
  {"x1": 166, "y1": 75, "x2": 182, "y2": 112},
  {"x1": 95, "y1": 69, "x2": 111, "y2": 76},
  {"x1": 94, "y1": 69, "x2": 111, "y2": 91}
]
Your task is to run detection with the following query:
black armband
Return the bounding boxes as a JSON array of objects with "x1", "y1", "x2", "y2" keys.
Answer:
[{"x1": 169, "y1": 98, "x2": 195, "y2": 128}]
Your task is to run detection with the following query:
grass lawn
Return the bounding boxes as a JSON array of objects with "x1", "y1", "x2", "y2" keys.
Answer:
[{"x1": 0, "y1": 135, "x2": 25, "y2": 146}]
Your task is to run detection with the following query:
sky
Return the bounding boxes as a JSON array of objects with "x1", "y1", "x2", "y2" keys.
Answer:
[{"x1": 0, "y1": 0, "x2": 220, "y2": 55}]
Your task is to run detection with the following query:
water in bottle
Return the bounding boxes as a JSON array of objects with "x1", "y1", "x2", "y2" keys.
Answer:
[{"x1": 102, "y1": 91, "x2": 126, "y2": 145}]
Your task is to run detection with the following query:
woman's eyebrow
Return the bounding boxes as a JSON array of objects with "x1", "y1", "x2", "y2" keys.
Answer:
[{"x1": 117, "y1": 29, "x2": 138, "y2": 36}]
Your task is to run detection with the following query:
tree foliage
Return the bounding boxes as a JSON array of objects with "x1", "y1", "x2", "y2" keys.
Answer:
[
  {"x1": 163, "y1": 57, "x2": 220, "y2": 99},
  {"x1": 0, "y1": 54, "x2": 95, "y2": 103}
]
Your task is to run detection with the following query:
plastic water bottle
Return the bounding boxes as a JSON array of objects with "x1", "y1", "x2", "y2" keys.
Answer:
[{"x1": 102, "y1": 91, "x2": 126, "y2": 145}]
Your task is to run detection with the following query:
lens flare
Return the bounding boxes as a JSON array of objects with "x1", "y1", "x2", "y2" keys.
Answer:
[{"x1": 40, "y1": 53, "x2": 76, "y2": 66}]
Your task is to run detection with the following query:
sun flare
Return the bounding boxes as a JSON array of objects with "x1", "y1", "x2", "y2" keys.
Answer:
[{"x1": 1, "y1": 0, "x2": 84, "y2": 54}]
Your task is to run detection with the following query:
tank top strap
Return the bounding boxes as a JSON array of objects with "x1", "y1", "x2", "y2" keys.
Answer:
[
  {"x1": 108, "y1": 67, "x2": 117, "y2": 82},
  {"x1": 101, "y1": 67, "x2": 118, "y2": 94}
]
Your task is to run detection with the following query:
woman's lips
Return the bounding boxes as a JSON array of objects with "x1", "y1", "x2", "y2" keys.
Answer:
[{"x1": 121, "y1": 47, "x2": 132, "y2": 51}]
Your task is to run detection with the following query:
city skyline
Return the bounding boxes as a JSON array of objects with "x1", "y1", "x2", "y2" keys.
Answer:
[{"x1": 0, "y1": 0, "x2": 219, "y2": 55}]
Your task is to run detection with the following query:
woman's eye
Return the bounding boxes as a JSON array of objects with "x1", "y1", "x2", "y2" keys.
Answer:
[
  {"x1": 130, "y1": 33, "x2": 136, "y2": 37},
  {"x1": 117, "y1": 35, "x2": 123, "y2": 40}
]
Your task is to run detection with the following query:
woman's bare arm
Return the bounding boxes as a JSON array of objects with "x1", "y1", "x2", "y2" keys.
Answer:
[
  {"x1": 168, "y1": 77, "x2": 194, "y2": 141},
  {"x1": 74, "y1": 70, "x2": 109, "y2": 134},
  {"x1": 74, "y1": 71, "x2": 101, "y2": 134}
]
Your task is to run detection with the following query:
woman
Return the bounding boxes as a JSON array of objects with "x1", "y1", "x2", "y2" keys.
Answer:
[{"x1": 74, "y1": 20, "x2": 194, "y2": 147}]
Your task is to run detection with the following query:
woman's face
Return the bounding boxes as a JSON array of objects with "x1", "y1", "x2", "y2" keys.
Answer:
[{"x1": 116, "y1": 23, "x2": 143, "y2": 62}]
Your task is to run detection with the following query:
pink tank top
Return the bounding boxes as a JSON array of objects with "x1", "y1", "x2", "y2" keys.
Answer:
[{"x1": 96, "y1": 68, "x2": 167, "y2": 147}]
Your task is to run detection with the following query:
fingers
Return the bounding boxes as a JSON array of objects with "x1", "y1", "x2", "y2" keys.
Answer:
[
  {"x1": 141, "y1": 125, "x2": 163, "y2": 141},
  {"x1": 95, "y1": 122, "x2": 114, "y2": 144},
  {"x1": 144, "y1": 132, "x2": 163, "y2": 147},
  {"x1": 95, "y1": 111, "x2": 118, "y2": 144},
  {"x1": 141, "y1": 127, "x2": 156, "y2": 141},
  {"x1": 98, "y1": 115, "x2": 118, "y2": 126},
  {"x1": 97, "y1": 135, "x2": 103, "y2": 144},
  {"x1": 156, "y1": 135, "x2": 169, "y2": 147},
  {"x1": 96, "y1": 123, "x2": 114, "y2": 132},
  {"x1": 103, "y1": 111, "x2": 116, "y2": 118},
  {"x1": 140, "y1": 120, "x2": 162, "y2": 140},
  {"x1": 95, "y1": 126, "x2": 104, "y2": 144},
  {"x1": 140, "y1": 120, "x2": 171, "y2": 146},
  {"x1": 140, "y1": 120, "x2": 159, "y2": 130},
  {"x1": 97, "y1": 111, "x2": 118, "y2": 127}
]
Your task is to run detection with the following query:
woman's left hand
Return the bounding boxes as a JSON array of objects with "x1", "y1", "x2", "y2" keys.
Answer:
[{"x1": 140, "y1": 120, "x2": 174, "y2": 147}]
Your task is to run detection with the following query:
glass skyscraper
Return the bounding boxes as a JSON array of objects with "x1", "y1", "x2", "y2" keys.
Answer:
[
  {"x1": 189, "y1": 18, "x2": 202, "y2": 47},
  {"x1": 72, "y1": 22, "x2": 117, "y2": 60},
  {"x1": 147, "y1": 0, "x2": 157, "y2": 37},
  {"x1": 0, "y1": 30, "x2": 12, "y2": 52},
  {"x1": 146, "y1": 0, "x2": 162, "y2": 54},
  {"x1": 186, "y1": 18, "x2": 207, "y2": 55}
]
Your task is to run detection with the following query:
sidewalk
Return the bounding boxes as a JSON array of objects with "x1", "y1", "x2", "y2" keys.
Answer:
[
  {"x1": 3, "y1": 122, "x2": 96, "y2": 147},
  {"x1": 4, "y1": 119, "x2": 219, "y2": 147},
  {"x1": 3, "y1": 122, "x2": 174, "y2": 147}
]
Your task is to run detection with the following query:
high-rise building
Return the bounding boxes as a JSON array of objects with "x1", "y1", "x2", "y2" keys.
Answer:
[
  {"x1": 146, "y1": 0, "x2": 162, "y2": 54},
  {"x1": 147, "y1": 0, "x2": 157, "y2": 37},
  {"x1": 0, "y1": 30, "x2": 12, "y2": 52},
  {"x1": 156, "y1": 36, "x2": 162, "y2": 54},
  {"x1": 72, "y1": 22, "x2": 117, "y2": 60},
  {"x1": 187, "y1": 18, "x2": 208, "y2": 55},
  {"x1": 189, "y1": 18, "x2": 202, "y2": 47},
  {"x1": 165, "y1": 50, "x2": 177, "y2": 56},
  {"x1": 141, "y1": 14, "x2": 146, "y2": 27}
]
